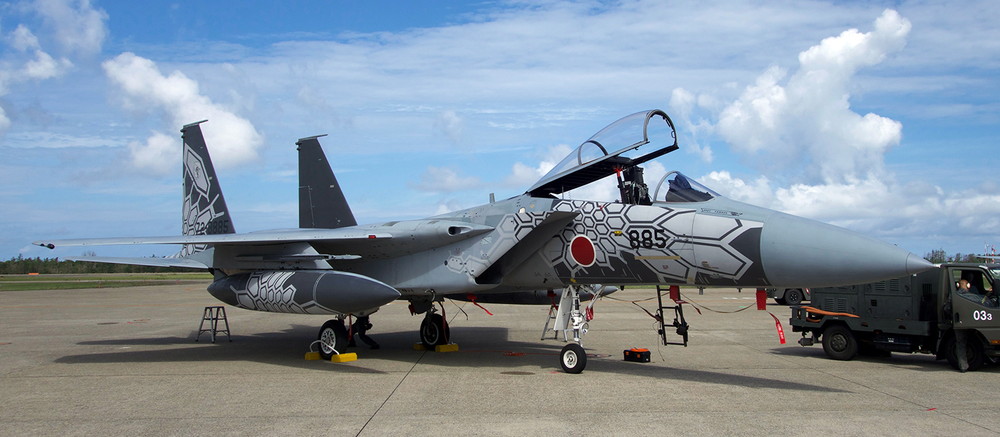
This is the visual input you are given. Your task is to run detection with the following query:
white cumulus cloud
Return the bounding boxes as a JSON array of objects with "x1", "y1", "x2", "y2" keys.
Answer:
[
  {"x1": 32, "y1": 0, "x2": 108, "y2": 56},
  {"x1": 718, "y1": 9, "x2": 911, "y2": 185},
  {"x1": 0, "y1": 0, "x2": 107, "y2": 134},
  {"x1": 697, "y1": 9, "x2": 999, "y2": 248},
  {"x1": 103, "y1": 52, "x2": 264, "y2": 174},
  {"x1": 412, "y1": 166, "x2": 481, "y2": 193}
]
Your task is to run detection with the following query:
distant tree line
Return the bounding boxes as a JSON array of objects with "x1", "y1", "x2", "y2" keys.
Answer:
[
  {"x1": 0, "y1": 255, "x2": 203, "y2": 274},
  {"x1": 2, "y1": 250, "x2": 992, "y2": 275},
  {"x1": 923, "y1": 249, "x2": 991, "y2": 264}
]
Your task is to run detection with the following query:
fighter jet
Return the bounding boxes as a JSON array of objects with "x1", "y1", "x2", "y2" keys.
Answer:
[{"x1": 34, "y1": 109, "x2": 932, "y2": 372}]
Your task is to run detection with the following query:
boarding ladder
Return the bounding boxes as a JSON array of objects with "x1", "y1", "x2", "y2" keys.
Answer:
[{"x1": 655, "y1": 285, "x2": 689, "y2": 346}]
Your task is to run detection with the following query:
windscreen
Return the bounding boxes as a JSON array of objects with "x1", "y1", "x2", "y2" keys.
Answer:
[{"x1": 653, "y1": 171, "x2": 719, "y2": 203}]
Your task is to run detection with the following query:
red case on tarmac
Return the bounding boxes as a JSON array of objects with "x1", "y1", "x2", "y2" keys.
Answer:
[{"x1": 623, "y1": 348, "x2": 650, "y2": 363}]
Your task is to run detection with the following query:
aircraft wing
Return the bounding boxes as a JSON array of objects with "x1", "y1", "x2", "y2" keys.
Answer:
[
  {"x1": 63, "y1": 256, "x2": 209, "y2": 269},
  {"x1": 34, "y1": 229, "x2": 390, "y2": 249},
  {"x1": 35, "y1": 219, "x2": 495, "y2": 261}
]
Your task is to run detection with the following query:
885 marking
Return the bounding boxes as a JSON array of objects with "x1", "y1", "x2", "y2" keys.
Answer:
[{"x1": 626, "y1": 229, "x2": 668, "y2": 249}]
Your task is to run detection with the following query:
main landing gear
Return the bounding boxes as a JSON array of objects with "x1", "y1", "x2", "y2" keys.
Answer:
[
  {"x1": 419, "y1": 311, "x2": 450, "y2": 348},
  {"x1": 408, "y1": 297, "x2": 452, "y2": 349},
  {"x1": 542, "y1": 284, "x2": 598, "y2": 373},
  {"x1": 315, "y1": 315, "x2": 385, "y2": 359},
  {"x1": 316, "y1": 319, "x2": 349, "y2": 360}
]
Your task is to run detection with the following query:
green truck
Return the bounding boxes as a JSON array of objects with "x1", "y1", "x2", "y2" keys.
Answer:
[{"x1": 789, "y1": 263, "x2": 1000, "y2": 371}]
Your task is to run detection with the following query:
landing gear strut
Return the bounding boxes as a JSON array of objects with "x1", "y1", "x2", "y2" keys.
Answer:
[{"x1": 543, "y1": 284, "x2": 597, "y2": 373}]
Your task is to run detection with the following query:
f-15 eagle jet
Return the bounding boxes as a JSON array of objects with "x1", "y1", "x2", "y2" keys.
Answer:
[{"x1": 35, "y1": 110, "x2": 932, "y2": 373}]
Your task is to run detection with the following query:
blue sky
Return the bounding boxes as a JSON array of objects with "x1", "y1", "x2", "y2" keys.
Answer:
[{"x1": 3, "y1": 0, "x2": 999, "y2": 261}]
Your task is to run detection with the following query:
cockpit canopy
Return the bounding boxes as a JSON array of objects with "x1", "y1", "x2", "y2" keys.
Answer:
[
  {"x1": 526, "y1": 110, "x2": 678, "y2": 197},
  {"x1": 652, "y1": 171, "x2": 718, "y2": 203}
]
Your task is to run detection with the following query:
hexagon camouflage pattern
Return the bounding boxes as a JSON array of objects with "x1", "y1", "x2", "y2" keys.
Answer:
[
  {"x1": 180, "y1": 122, "x2": 233, "y2": 257},
  {"x1": 441, "y1": 198, "x2": 767, "y2": 289},
  {"x1": 207, "y1": 270, "x2": 400, "y2": 315},
  {"x1": 548, "y1": 200, "x2": 764, "y2": 286}
]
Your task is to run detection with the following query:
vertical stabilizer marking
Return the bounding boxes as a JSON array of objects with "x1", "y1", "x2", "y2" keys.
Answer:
[{"x1": 180, "y1": 121, "x2": 235, "y2": 257}]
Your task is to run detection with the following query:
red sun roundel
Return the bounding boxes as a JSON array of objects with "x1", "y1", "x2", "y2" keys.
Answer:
[{"x1": 569, "y1": 235, "x2": 596, "y2": 267}]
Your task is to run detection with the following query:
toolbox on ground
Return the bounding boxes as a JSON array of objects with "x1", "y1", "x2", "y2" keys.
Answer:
[{"x1": 623, "y1": 348, "x2": 651, "y2": 363}]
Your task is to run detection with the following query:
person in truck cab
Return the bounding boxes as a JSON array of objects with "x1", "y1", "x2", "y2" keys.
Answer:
[{"x1": 957, "y1": 275, "x2": 997, "y2": 307}]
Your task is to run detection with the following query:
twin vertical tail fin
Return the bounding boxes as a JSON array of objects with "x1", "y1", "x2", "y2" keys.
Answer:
[
  {"x1": 297, "y1": 135, "x2": 357, "y2": 229},
  {"x1": 180, "y1": 121, "x2": 235, "y2": 257}
]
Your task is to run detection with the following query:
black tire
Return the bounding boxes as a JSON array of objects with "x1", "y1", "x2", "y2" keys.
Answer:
[
  {"x1": 560, "y1": 343, "x2": 587, "y2": 374},
  {"x1": 822, "y1": 324, "x2": 858, "y2": 361},
  {"x1": 942, "y1": 335, "x2": 959, "y2": 369},
  {"x1": 420, "y1": 314, "x2": 450, "y2": 348},
  {"x1": 785, "y1": 289, "x2": 804, "y2": 306},
  {"x1": 317, "y1": 320, "x2": 348, "y2": 360},
  {"x1": 944, "y1": 332, "x2": 986, "y2": 371},
  {"x1": 774, "y1": 297, "x2": 787, "y2": 305}
]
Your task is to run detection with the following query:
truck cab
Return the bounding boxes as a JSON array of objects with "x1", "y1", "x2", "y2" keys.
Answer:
[{"x1": 789, "y1": 263, "x2": 1000, "y2": 371}]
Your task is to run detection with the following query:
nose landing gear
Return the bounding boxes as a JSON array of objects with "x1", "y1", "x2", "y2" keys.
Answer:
[{"x1": 543, "y1": 284, "x2": 599, "y2": 373}]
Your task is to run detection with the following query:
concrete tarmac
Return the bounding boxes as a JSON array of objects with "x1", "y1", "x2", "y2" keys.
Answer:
[{"x1": 1, "y1": 283, "x2": 998, "y2": 436}]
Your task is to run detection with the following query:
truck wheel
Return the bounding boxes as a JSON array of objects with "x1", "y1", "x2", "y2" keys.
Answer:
[
  {"x1": 944, "y1": 333, "x2": 986, "y2": 371},
  {"x1": 785, "y1": 289, "x2": 804, "y2": 306},
  {"x1": 822, "y1": 325, "x2": 858, "y2": 360},
  {"x1": 774, "y1": 297, "x2": 787, "y2": 305},
  {"x1": 967, "y1": 337, "x2": 986, "y2": 371}
]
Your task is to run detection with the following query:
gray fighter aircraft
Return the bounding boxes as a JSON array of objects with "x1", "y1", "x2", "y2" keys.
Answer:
[{"x1": 34, "y1": 110, "x2": 933, "y2": 372}]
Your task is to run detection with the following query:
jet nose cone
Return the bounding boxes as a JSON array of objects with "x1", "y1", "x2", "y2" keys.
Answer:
[{"x1": 760, "y1": 213, "x2": 932, "y2": 287}]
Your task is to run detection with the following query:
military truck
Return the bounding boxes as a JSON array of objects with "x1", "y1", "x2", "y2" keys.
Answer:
[{"x1": 789, "y1": 263, "x2": 1000, "y2": 371}]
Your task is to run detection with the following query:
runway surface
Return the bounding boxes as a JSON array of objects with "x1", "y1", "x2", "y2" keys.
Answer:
[{"x1": 2, "y1": 283, "x2": 998, "y2": 436}]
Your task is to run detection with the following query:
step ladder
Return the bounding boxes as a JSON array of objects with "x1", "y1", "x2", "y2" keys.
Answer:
[
  {"x1": 541, "y1": 302, "x2": 563, "y2": 340},
  {"x1": 196, "y1": 306, "x2": 231, "y2": 343},
  {"x1": 656, "y1": 285, "x2": 689, "y2": 346}
]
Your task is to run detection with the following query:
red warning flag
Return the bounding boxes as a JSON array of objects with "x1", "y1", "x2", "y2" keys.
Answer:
[{"x1": 767, "y1": 312, "x2": 786, "y2": 344}]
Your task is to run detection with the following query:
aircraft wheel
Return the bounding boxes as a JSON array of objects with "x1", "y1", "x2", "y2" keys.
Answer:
[
  {"x1": 822, "y1": 324, "x2": 857, "y2": 361},
  {"x1": 420, "y1": 314, "x2": 450, "y2": 348},
  {"x1": 317, "y1": 320, "x2": 348, "y2": 360},
  {"x1": 785, "y1": 288, "x2": 804, "y2": 306},
  {"x1": 560, "y1": 343, "x2": 587, "y2": 374}
]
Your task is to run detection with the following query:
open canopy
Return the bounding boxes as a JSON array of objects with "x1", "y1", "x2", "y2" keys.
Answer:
[{"x1": 526, "y1": 109, "x2": 678, "y2": 197}]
